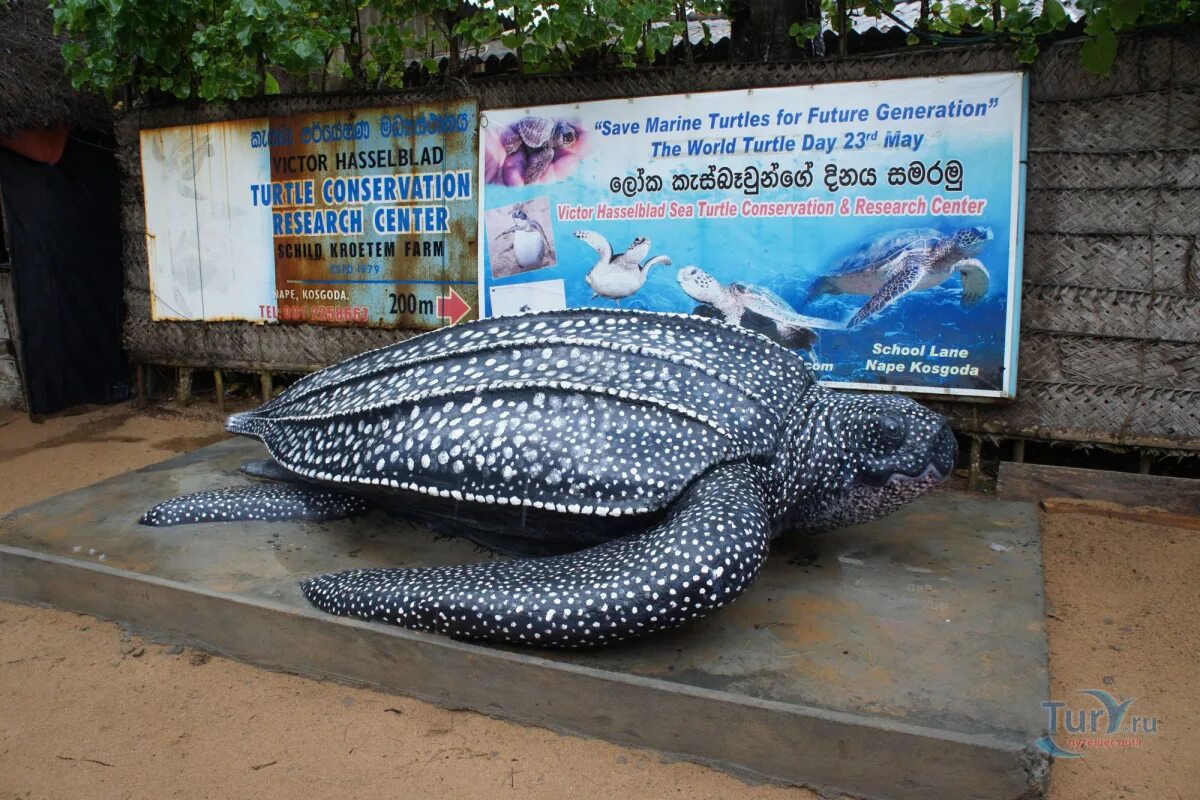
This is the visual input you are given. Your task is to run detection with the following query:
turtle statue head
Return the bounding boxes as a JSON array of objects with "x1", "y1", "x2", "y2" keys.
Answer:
[
  {"x1": 785, "y1": 389, "x2": 957, "y2": 532},
  {"x1": 954, "y1": 226, "x2": 994, "y2": 255}
]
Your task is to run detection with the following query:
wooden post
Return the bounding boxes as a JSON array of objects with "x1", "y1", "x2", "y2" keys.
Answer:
[
  {"x1": 135, "y1": 363, "x2": 147, "y2": 409},
  {"x1": 175, "y1": 367, "x2": 192, "y2": 407},
  {"x1": 1011, "y1": 439, "x2": 1025, "y2": 464},
  {"x1": 214, "y1": 369, "x2": 225, "y2": 413},
  {"x1": 836, "y1": 0, "x2": 848, "y2": 57},
  {"x1": 260, "y1": 371, "x2": 273, "y2": 404},
  {"x1": 1139, "y1": 452, "x2": 1152, "y2": 475},
  {"x1": 967, "y1": 437, "x2": 982, "y2": 492}
]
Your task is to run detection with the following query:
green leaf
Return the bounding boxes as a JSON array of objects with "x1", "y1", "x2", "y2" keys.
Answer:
[
  {"x1": 1080, "y1": 28, "x2": 1118, "y2": 74},
  {"x1": 264, "y1": 72, "x2": 280, "y2": 94},
  {"x1": 1107, "y1": 0, "x2": 1145, "y2": 27},
  {"x1": 1043, "y1": 0, "x2": 1068, "y2": 25},
  {"x1": 293, "y1": 38, "x2": 315, "y2": 59}
]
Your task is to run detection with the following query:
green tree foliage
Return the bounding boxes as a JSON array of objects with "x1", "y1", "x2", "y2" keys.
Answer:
[
  {"x1": 50, "y1": 0, "x2": 1199, "y2": 102},
  {"x1": 52, "y1": 0, "x2": 725, "y2": 100},
  {"x1": 823, "y1": 0, "x2": 1196, "y2": 71}
]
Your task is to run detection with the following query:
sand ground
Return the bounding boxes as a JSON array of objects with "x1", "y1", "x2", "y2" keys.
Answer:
[{"x1": 0, "y1": 402, "x2": 1196, "y2": 799}]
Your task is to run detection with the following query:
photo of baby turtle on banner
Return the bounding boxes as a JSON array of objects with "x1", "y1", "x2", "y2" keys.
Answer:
[
  {"x1": 677, "y1": 266, "x2": 846, "y2": 351},
  {"x1": 484, "y1": 116, "x2": 587, "y2": 186},
  {"x1": 485, "y1": 198, "x2": 558, "y2": 279},
  {"x1": 504, "y1": 209, "x2": 551, "y2": 268},
  {"x1": 575, "y1": 230, "x2": 672, "y2": 306},
  {"x1": 808, "y1": 227, "x2": 993, "y2": 328},
  {"x1": 138, "y1": 310, "x2": 956, "y2": 648}
]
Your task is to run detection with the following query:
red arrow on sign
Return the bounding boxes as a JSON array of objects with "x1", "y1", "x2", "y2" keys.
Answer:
[{"x1": 437, "y1": 288, "x2": 472, "y2": 325}]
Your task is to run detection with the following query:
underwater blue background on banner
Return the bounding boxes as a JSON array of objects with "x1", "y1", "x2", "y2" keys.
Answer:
[{"x1": 479, "y1": 72, "x2": 1026, "y2": 398}]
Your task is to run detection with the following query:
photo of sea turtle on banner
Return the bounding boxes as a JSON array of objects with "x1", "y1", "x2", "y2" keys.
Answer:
[
  {"x1": 575, "y1": 230, "x2": 673, "y2": 306},
  {"x1": 808, "y1": 227, "x2": 994, "y2": 328},
  {"x1": 677, "y1": 266, "x2": 845, "y2": 351},
  {"x1": 484, "y1": 115, "x2": 588, "y2": 186}
]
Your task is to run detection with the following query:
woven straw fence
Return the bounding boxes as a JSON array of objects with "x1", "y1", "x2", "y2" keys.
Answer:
[{"x1": 116, "y1": 31, "x2": 1200, "y2": 451}]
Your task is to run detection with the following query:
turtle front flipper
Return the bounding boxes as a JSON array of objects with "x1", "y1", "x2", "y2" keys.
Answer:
[
  {"x1": 956, "y1": 258, "x2": 989, "y2": 307},
  {"x1": 805, "y1": 276, "x2": 840, "y2": 302},
  {"x1": 139, "y1": 484, "x2": 371, "y2": 527},
  {"x1": 848, "y1": 251, "x2": 930, "y2": 328},
  {"x1": 301, "y1": 462, "x2": 772, "y2": 647},
  {"x1": 524, "y1": 146, "x2": 556, "y2": 183}
]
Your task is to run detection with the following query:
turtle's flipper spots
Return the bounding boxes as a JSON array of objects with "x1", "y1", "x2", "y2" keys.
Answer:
[
  {"x1": 139, "y1": 484, "x2": 371, "y2": 527},
  {"x1": 957, "y1": 258, "x2": 989, "y2": 307},
  {"x1": 573, "y1": 230, "x2": 612, "y2": 263},
  {"x1": 239, "y1": 459, "x2": 299, "y2": 482},
  {"x1": 848, "y1": 251, "x2": 929, "y2": 328},
  {"x1": 301, "y1": 462, "x2": 772, "y2": 647}
]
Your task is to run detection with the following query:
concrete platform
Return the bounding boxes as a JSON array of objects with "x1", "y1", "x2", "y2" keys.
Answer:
[{"x1": 0, "y1": 439, "x2": 1049, "y2": 799}]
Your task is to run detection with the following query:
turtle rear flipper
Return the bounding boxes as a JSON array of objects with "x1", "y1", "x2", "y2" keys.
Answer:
[
  {"x1": 848, "y1": 251, "x2": 930, "y2": 329},
  {"x1": 301, "y1": 461, "x2": 771, "y2": 646},
  {"x1": 139, "y1": 484, "x2": 371, "y2": 527},
  {"x1": 957, "y1": 258, "x2": 989, "y2": 307}
]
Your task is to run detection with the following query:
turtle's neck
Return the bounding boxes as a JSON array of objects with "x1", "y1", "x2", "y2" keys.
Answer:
[
  {"x1": 763, "y1": 383, "x2": 859, "y2": 534},
  {"x1": 765, "y1": 381, "x2": 833, "y2": 532}
]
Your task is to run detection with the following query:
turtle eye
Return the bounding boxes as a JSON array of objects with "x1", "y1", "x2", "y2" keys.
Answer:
[{"x1": 879, "y1": 413, "x2": 907, "y2": 446}]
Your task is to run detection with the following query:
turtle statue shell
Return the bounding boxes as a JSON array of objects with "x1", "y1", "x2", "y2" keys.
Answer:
[{"x1": 141, "y1": 310, "x2": 956, "y2": 647}]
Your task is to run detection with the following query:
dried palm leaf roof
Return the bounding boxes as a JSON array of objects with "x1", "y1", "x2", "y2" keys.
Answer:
[{"x1": 0, "y1": 0, "x2": 109, "y2": 138}]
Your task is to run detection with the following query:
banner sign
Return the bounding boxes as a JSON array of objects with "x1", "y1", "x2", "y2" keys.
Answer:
[
  {"x1": 141, "y1": 100, "x2": 478, "y2": 328},
  {"x1": 479, "y1": 73, "x2": 1027, "y2": 398}
]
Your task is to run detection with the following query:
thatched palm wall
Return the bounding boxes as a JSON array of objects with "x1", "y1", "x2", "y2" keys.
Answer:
[{"x1": 115, "y1": 31, "x2": 1200, "y2": 451}]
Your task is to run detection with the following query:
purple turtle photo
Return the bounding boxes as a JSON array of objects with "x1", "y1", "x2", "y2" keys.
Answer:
[{"x1": 484, "y1": 115, "x2": 588, "y2": 186}]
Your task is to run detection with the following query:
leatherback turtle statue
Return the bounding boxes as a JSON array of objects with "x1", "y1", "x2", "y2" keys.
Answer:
[{"x1": 140, "y1": 310, "x2": 956, "y2": 648}]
